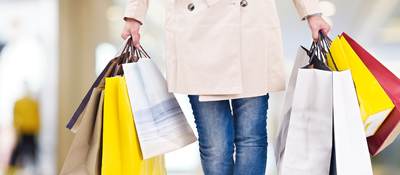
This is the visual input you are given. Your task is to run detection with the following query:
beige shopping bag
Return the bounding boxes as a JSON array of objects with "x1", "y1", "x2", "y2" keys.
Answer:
[
  {"x1": 60, "y1": 88, "x2": 104, "y2": 175},
  {"x1": 67, "y1": 37, "x2": 135, "y2": 130}
]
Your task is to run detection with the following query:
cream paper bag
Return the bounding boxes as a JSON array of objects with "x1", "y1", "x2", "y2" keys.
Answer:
[
  {"x1": 331, "y1": 70, "x2": 373, "y2": 175},
  {"x1": 123, "y1": 58, "x2": 197, "y2": 159},
  {"x1": 274, "y1": 47, "x2": 311, "y2": 166},
  {"x1": 278, "y1": 68, "x2": 333, "y2": 175}
]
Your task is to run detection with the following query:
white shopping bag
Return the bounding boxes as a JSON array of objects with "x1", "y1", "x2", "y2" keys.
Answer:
[
  {"x1": 123, "y1": 58, "x2": 197, "y2": 159},
  {"x1": 332, "y1": 70, "x2": 373, "y2": 175},
  {"x1": 279, "y1": 68, "x2": 333, "y2": 175},
  {"x1": 274, "y1": 47, "x2": 311, "y2": 166}
]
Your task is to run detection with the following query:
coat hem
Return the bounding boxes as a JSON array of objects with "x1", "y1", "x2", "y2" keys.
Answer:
[{"x1": 196, "y1": 86, "x2": 285, "y2": 102}]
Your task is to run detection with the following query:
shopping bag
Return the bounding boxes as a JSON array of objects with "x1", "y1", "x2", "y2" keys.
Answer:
[
  {"x1": 274, "y1": 47, "x2": 311, "y2": 166},
  {"x1": 102, "y1": 76, "x2": 166, "y2": 175},
  {"x1": 278, "y1": 68, "x2": 333, "y2": 175},
  {"x1": 66, "y1": 59, "x2": 117, "y2": 130},
  {"x1": 70, "y1": 86, "x2": 104, "y2": 134},
  {"x1": 327, "y1": 36, "x2": 394, "y2": 136},
  {"x1": 66, "y1": 37, "x2": 134, "y2": 130},
  {"x1": 342, "y1": 33, "x2": 400, "y2": 156},
  {"x1": 60, "y1": 87, "x2": 104, "y2": 175},
  {"x1": 123, "y1": 58, "x2": 197, "y2": 159},
  {"x1": 331, "y1": 70, "x2": 373, "y2": 175}
]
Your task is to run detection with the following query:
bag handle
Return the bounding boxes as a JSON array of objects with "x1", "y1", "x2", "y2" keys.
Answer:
[
  {"x1": 301, "y1": 32, "x2": 333, "y2": 70},
  {"x1": 316, "y1": 31, "x2": 339, "y2": 71},
  {"x1": 115, "y1": 36, "x2": 133, "y2": 57},
  {"x1": 67, "y1": 37, "x2": 130, "y2": 129},
  {"x1": 110, "y1": 37, "x2": 152, "y2": 76},
  {"x1": 307, "y1": 31, "x2": 339, "y2": 70}
]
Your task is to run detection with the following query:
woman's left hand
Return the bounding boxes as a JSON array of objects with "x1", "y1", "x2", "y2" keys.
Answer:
[{"x1": 307, "y1": 15, "x2": 331, "y2": 40}]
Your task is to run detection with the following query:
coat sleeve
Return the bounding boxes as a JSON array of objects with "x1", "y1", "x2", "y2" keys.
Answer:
[
  {"x1": 124, "y1": 0, "x2": 149, "y2": 24},
  {"x1": 292, "y1": 0, "x2": 321, "y2": 20}
]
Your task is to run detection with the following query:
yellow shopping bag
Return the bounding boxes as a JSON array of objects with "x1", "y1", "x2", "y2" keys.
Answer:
[
  {"x1": 102, "y1": 76, "x2": 166, "y2": 175},
  {"x1": 327, "y1": 36, "x2": 394, "y2": 136}
]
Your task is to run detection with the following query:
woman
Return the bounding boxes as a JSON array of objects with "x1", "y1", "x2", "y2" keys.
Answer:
[{"x1": 122, "y1": 0, "x2": 330, "y2": 174}]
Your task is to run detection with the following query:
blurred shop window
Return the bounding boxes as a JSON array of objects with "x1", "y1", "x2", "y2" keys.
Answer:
[{"x1": 96, "y1": 43, "x2": 117, "y2": 75}]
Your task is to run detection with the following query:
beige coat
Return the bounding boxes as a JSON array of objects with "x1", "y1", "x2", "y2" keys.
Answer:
[{"x1": 125, "y1": 0, "x2": 321, "y2": 101}]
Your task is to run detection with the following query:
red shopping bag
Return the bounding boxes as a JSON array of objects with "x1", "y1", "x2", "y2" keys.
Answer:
[{"x1": 343, "y1": 33, "x2": 400, "y2": 156}]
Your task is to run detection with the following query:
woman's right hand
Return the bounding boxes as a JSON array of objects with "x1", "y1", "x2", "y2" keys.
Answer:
[{"x1": 121, "y1": 18, "x2": 142, "y2": 48}]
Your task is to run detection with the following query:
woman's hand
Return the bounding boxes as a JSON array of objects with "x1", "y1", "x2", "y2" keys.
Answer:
[
  {"x1": 121, "y1": 18, "x2": 142, "y2": 48},
  {"x1": 306, "y1": 15, "x2": 331, "y2": 41}
]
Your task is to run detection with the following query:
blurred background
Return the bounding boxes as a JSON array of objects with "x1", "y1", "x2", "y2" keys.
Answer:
[{"x1": 0, "y1": 0, "x2": 399, "y2": 174}]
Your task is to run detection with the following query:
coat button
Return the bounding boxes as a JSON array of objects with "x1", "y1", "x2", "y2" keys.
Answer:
[
  {"x1": 188, "y1": 3, "x2": 195, "y2": 11},
  {"x1": 240, "y1": 0, "x2": 248, "y2": 7}
]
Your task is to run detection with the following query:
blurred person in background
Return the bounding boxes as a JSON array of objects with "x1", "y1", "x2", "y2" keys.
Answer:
[
  {"x1": 6, "y1": 82, "x2": 40, "y2": 175},
  {"x1": 0, "y1": 17, "x2": 46, "y2": 175},
  {"x1": 121, "y1": 0, "x2": 330, "y2": 174}
]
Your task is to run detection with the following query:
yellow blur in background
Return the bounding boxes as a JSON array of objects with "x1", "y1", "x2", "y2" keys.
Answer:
[
  {"x1": 0, "y1": 0, "x2": 399, "y2": 175},
  {"x1": 13, "y1": 96, "x2": 40, "y2": 135}
]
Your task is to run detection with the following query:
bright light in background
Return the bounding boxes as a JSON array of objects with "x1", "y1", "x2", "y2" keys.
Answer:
[
  {"x1": 95, "y1": 43, "x2": 117, "y2": 75},
  {"x1": 381, "y1": 18, "x2": 400, "y2": 43},
  {"x1": 107, "y1": 5, "x2": 123, "y2": 22}
]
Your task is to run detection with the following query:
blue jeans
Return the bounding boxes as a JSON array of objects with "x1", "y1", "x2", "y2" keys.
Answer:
[{"x1": 189, "y1": 95, "x2": 269, "y2": 175}]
